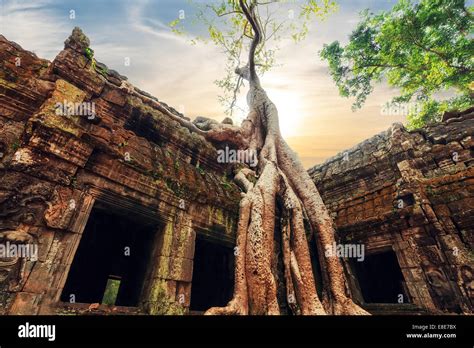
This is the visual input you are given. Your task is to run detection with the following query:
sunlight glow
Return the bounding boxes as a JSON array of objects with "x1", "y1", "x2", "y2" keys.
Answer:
[{"x1": 266, "y1": 88, "x2": 304, "y2": 138}]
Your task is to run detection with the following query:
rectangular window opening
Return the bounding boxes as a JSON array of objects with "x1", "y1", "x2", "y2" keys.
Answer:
[{"x1": 60, "y1": 206, "x2": 158, "y2": 307}]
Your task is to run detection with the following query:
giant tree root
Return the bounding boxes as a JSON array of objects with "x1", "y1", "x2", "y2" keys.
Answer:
[
  {"x1": 187, "y1": 0, "x2": 369, "y2": 316},
  {"x1": 201, "y1": 81, "x2": 369, "y2": 315},
  {"x1": 206, "y1": 161, "x2": 327, "y2": 315}
]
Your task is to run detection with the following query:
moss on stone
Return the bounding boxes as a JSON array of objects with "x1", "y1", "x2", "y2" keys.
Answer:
[
  {"x1": 124, "y1": 95, "x2": 216, "y2": 155},
  {"x1": 147, "y1": 277, "x2": 186, "y2": 315},
  {"x1": 0, "y1": 77, "x2": 19, "y2": 89},
  {"x1": 36, "y1": 79, "x2": 86, "y2": 136}
]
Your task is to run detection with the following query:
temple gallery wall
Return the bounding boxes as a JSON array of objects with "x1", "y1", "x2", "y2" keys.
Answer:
[{"x1": 0, "y1": 29, "x2": 472, "y2": 315}]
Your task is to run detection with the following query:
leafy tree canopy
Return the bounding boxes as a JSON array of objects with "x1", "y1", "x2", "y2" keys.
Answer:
[
  {"x1": 320, "y1": 0, "x2": 474, "y2": 129},
  {"x1": 170, "y1": 0, "x2": 337, "y2": 117}
]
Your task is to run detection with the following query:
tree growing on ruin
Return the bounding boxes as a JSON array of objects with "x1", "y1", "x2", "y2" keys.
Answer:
[
  {"x1": 320, "y1": 0, "x2": 473, "y2": 129},
  {"x1": 163, "y1": 0, "x2": 368, "y2": 315}
]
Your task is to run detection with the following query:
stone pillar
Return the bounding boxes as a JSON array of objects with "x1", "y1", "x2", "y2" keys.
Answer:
[
  {"x1": 392, "y1": 234, "x2": 438, "y2": 311},
  {"x1": 7, "y1": 191, "x2": 94, "y2": 314},
  {"x1": 396, "y1": 159, "x2": 473, "y2": 313},
  {"x1": 143, "y1": 209, "x2": 196, "y2": 314}
]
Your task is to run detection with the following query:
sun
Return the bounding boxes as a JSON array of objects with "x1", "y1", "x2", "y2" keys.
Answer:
[
  {"x1": 265, "y1": 87, "x2": 303, "y2": 138},
  {"x1": 230, "y1": 82, "x2": 304, "y2": 139}
]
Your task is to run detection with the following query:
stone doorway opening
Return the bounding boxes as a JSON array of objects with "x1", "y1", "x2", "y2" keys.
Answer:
[
  {"x1": 189, "y1": 236, "x2": 234, "y2": 312},
  {"x1": 60, "y1": 206, "x2": 158, "y2": 307},
  {"x1": 352, "y1": 249, "x2": 409, "y2": 303}
]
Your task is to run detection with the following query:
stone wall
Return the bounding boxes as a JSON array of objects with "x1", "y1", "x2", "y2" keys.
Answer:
[
  {"x1": 0, "y1": 28, "x2": 240, "y2": 314},
  {"x1": 1, "y1": 27, "x2": 472, "y2": 316},
  {"x1": 310, "y1": 109, "x2": 474, "y2": 314}
]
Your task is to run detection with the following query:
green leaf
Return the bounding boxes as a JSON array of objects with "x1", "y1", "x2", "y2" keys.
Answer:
[{"x1": 320, "y1": 0, "x2": 474, "y2": 128}]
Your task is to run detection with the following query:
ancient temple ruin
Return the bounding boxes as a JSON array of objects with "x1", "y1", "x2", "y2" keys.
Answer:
[
  {"x1": 310, "y1": 111, "x2": 474, "y2": 314},
  {"x1": 0, "y1": 28, "x2": 472, "y2": 315}
]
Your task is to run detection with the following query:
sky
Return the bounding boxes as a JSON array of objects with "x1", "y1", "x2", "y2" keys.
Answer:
[{"x1": 0, "y1": 0, "x2": 411, "y2": 168}]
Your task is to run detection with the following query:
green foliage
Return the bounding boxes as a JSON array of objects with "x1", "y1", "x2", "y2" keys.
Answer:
[
  {"x1": 196, "y1": 164, "x2": 206, "y2": 176},
  {"x1": 84, "y1": 47, "x2": 94, "y2": 60},
  {"x1": 84, "y1": 47, "x2": 108, "y2": 77},
  {"x1": 220, "y1": 174, "x2": 234, "y2": 190},
  {"x1": 149, "y1": 287, "x2": 186, "y2": 315},
  {"x1": 101, "y1": 278, "x2": 121, "y2": 306},
  {"x1": 171, "y1": 0, "x2": 337, "y2": 116},
  {"x1": 320, "y1": 0, "x2": 474, "y2": 128}
]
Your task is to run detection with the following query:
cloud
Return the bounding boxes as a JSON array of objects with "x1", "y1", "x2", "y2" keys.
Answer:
[
  {"x1": 127, "y1": 0, "x2": 188, "y2": 44},
  {"x1": 0, "y1": 0, "x2": 68, "y2": 59},
  {"x1": 96, "y1": 0, "x2": 230, "y2": 120},
  {"x1": 2, "y1": 0, "x2": 50, "y2": 12}
]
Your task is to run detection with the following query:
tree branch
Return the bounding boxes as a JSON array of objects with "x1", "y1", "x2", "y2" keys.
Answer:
[{"x1": 239, "y1": 0, "x2": 263, "y2": 83}]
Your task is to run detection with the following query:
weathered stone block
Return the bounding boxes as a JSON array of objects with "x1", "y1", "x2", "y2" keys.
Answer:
[
  {"x1": 32, "y1": 79, "x2": 88, "y2": 137},
  {"x1": 101, "y1": 84, "x2": 127, "y2": 107},
  {"x1": 9, "y1": 147, "x2": 78, "y2": 185},
  {"x1": 148, "y1": 278, "x2": 176, "y2": 304},
  {"x1": 433, "y1": 204, "x2": 450, "y2": 217},
  {"x1": 28, "y1": 124, "x2": 93, "y2": 167},
  {"x1": 460, "y1": 135, "x2": 473, "y2": 149},
  {"x1": 176, "y1": 281, "x2": 192, "y2": 307},
  {"x1": 156, "y1": 214, "x2": 196, "y2": 260},
  {"x1": 52, "y1": 49, "x2": 105, "y2": 96},
  {"x1": 9, "y1": 292, "x2": 42, "y2": 315},
  {"x1": 22, "y1": 260, "x2": 61, "y2": 294},
  {"x1": 154, "y1": 255, "x2": 193, "y2": 282}
]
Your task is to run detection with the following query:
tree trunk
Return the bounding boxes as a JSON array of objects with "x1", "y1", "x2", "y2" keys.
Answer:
[
  {"x1": 203, "y1": 0, "x2": 369, "y2": 316},
  {"x1": 148, "y1": 0, "x2": 369, "y2": 315}
]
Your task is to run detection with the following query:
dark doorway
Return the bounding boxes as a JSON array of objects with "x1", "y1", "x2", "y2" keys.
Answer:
[
  {"x1": 352, "y1": 250, "x2": 409, "y2": 303},
  {"x1": 308, "y1": 234, "x2": 324, "y2": 300},
  {"x1": 190, "y1": 237, "x2": 234, "y2": 311},
  {"x1": 61, "y1": 207, "x2": 157, "y2": 306}
]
